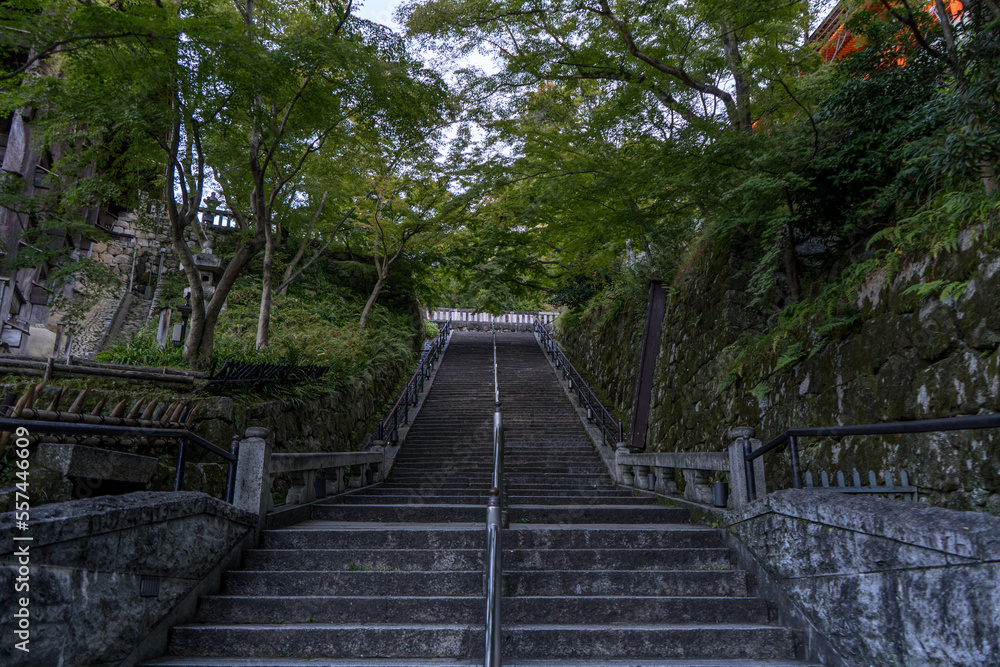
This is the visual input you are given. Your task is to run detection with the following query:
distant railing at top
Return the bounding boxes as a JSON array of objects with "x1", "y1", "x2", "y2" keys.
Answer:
[
  {"x1": 428, "y1": 308, "x2": 556, "y2": 328},
  {"x1": 533, "y1": 318, "x2": 623, "y2": 448},
  {"x1": 370, "y1": 321, "x2": 452, "y2": 444}
]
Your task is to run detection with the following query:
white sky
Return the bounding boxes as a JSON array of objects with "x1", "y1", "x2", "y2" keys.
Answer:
[
  {"x1": 355, "y1": 0, "x2": 497, "y2": 77},
  {"x1": 355, "y1": 0, "x2": 403, "y2": 31}
]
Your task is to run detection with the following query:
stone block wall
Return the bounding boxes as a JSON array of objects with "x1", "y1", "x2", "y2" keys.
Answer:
[
  {"x1": 559, "y1": 236, "x2": 1000, "y2": 512},
  {"x1": 728, "y1": 489, "x2": 1000, "y2": 666},
  {"x1": 0, "y1": 492, "x2": 255, "y2": 666},
  {"x1": 556, "y1": 292, "x2": 646, "y2": 422}
]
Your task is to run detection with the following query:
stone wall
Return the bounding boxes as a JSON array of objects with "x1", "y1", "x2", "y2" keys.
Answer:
[
  {"x1": 194, "y1": 356, "x2": 414, "y2": 456},
  {"x1": 559, "y1": 237, "x2": 1000, "y2": 512},
  {"x1": 0, "y1": 492, "x2": 255, "y2": 667},
  {"x1": 728, "y1": 489, "x2": 1000, "y2": 667},
  {"x1": 556, "y1": 292, "x2": 646, "y2": 421}
]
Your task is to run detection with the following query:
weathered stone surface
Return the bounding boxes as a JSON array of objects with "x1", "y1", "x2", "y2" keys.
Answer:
[
  {"x1": 728, "y1": 490, "x2": 1000, "y2": 667},
  {"x1": 35, "y1": 443, "x2": 157, "y2": 484},
  {"x1": 0, "y1": 492, "x2": 254, "y2": 667}
]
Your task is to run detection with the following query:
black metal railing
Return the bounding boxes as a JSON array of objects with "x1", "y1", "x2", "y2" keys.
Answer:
[
  {"x1": 533, "y1": 318, "x2": 623, "y2": 447},
  {"x1": 744, "y1": 413, "x2": 1000, "y2": 502},
  {"x1": 206, "y1": 361, "x2": 328, "y2": 394},
  {"x1": 0, "y1": 417, "x2": 239, "y2": 502},
  {"x1": 371, "y1": 321, "x2": 452, "y2": 443},
  {"x1": 484, "y1": 328, "x2": 504, "y2": 667}
]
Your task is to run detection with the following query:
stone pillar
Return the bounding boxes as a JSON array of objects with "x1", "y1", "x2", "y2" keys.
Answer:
[
  {"x1": 728, "y1": 426, "x2": 765, "y2": 509},
  {"x1": 615, "y1": 442, "x2": 632, "y2": 486},
  {"x1": 233, "y1": 426, "x2": 272, "y2": 541},
  {"x1": 615, "y1": 443, "x2": 632, "y2": 485},
  {"x1": 369, "y1": 445, "x2": 386, "y2": 482}
]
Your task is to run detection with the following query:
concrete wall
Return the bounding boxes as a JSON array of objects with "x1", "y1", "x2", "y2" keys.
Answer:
[
  {"x1": 0, "y1": 492, "x2": 255, "y2": 667},
  {"x1": 558, "y1": 237, "x2": 1000, "y2": 513},
  {"x1": 728, "y1": 489, "x2": 1000, "y2": 667}
]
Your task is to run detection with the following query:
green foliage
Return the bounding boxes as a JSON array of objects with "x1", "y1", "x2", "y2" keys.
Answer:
[
  {"x1": 100, "y1": 249, "x2": 422, "y2": 397},
  {"x1": 423, "y1": 319, "x2": 440, "y2": 338},
  {"x1": 96, "y1": 331, "x2": 185, "y2": 368},
  {"x1": 902, "y1": 279, "x2": 969, "y2": 303}
]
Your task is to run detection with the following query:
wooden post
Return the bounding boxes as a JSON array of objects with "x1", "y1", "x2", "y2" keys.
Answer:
[{"x1": 627, "y1": 280, "x2": 667, "y2": 452}]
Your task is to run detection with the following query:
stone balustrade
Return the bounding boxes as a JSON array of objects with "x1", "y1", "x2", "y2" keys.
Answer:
[
  {"x1": 233, "y1": 426, "x2": 386, "y2": 535},
  {"x1": 269, "y1": 448, "x2": 384, "y2": 508},
  {"x1": 614, "y1": 427, "x2": 766, "y2": 509}
]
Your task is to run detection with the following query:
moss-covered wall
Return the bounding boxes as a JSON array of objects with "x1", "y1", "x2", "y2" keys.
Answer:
[
  {"x1": 560, "y1": 234, "x2": 1000, "y2": 514},
  {"x1": 556, "y1": 292, "x2": 646, "y2": 422}
]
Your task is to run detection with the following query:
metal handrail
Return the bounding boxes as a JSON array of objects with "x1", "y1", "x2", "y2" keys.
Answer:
[
  {"x1": 372, "y1": 321, "x2": 452, "y2": 443},
  {"x1": 532, "y1": 318, "x2": 623, "y2": 447},
  {"x1": 743, "y1": 413, "x2": 1000, "y2": 501},
  {"x1": 484, "y1": 330, "x2": 504, "y2": 667},
  {"x1": 0, "y1": 417, "x2": 240, "y2": 503}
]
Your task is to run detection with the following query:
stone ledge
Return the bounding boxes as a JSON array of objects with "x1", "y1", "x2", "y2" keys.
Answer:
[
  {"x1": 730, "y1": 488, "x2": 1000, "y2": 561},
  {"x1": 0, "y1": 491, "x2": 255, "y2": 555}
]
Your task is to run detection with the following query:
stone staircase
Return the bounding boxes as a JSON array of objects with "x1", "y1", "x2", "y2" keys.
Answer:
[{"x1": 146, "y1": 331, "x2": 820, "y2": 666}]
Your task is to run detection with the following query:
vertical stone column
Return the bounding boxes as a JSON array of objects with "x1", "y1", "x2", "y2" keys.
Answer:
[
  {"x1": 728, "y1": 426, "x2": 765, "y2": 509},
  {"x1": 369, "y1": 445, "x2": 386, "y2": 483},
  {"x1": 634, "y1": 465, "x2": 650, "y2": 490},
  {"x1": 615, "y1": 443, "x2": 632, "y2": 485},
  {"x1": 233, "y1": 426, "x2": 272, "y2": 541},
  {"x1": 286, "y1": 469, "x2": 317, "y2": 505},
  {"x1": 657, "y1": 467, "x2": 677, "y2": 494}
]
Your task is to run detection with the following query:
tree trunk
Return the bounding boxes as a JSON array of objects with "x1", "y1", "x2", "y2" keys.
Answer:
[
  {"x1": 722, "y1": 25, "x2": 752, "y2": 132},
  {"x1": 359, "y1": 273, "x2": 385, "y2": 329},
  {"x1": 783, "y1": 220, "x2": 802, "y2": 303},
  {"x1": 256, "y1": 221, "x2": 275, "y2": 349}
]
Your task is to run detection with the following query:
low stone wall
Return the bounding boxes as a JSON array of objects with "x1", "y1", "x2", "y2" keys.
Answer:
[
  {"x1": 194, "y1": 361, "x2": 413, "y2": 455},
  {"x1": 0, "y1": 492, "x2": 255, "y2": 667},
  {"x1": 728, "y1": 489, "x2": 1000, "y2": 667}
]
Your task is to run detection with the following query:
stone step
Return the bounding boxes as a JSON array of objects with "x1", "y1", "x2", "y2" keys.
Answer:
[
  {"x1": 326, "y1": 494, "x2": 654, "y2": 506},
  {"x1": 147, "y1": 659, "x2": 821, "y2": 667},
  {"x1": 506, "y1": 569, "x2": 748, "y2": 597},
  {"x1": 506, "y1": 506, "x2": 688, "y2": 524},
  {"x1": 350, "y1": 487, "x2": 634, "y2": 498},
  {"x1": 261, "y1": 525, "x2": 724, "y2": 550},
  {"x1": 165, "y1": 624, "x2": 796, "y2": 660},
  {"x1": 222, "y1": 570, "x2": 482, "y2": 597},
  {"x1": 310, "y1": 504, "x2": 486, "y2": 522},
  {"x1": 194, "y1": 595, "x2": 769, "y2": 625},
  {"x1": 308, "y1": 504, "x2": 685, "y2": 524},
  {"x1": 240, "y1": 547, "x2": 731, "y2": 572}
]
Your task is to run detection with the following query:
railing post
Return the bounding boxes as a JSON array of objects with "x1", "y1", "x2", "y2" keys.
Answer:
[
  {"x1": 788, "y1": 434, "x2": 802, "y2": 489},
  {"x1": 173, "y1": 436, "x2": 188, "y2": 492},
  {"x1": 225, "y1": 435, "x2": 240, "y2": 503},
  {"x1": 728, "y1": 426, "x2": 763, "y2": 508},
  {"x1": 484, "y1": 489, "x2": 502, "y2": 667},
  {"x1": 233, "y1": 426, "x2": 273, "y2": 541}
]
